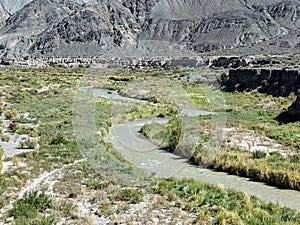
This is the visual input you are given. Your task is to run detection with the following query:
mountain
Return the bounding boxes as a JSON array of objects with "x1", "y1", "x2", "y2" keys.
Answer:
[
  {"x1": 0, "y1": 3, "x2": 9, "y2": 25},
  {"x1": 1, "y1": 0, "x2": 300, "y2": 62},
  {"x1": 28, "y1": 2, "x2": 139, "y2": 57},
  {"x1": 0, "y1": 0, "x2": 32, "y2": 14}
]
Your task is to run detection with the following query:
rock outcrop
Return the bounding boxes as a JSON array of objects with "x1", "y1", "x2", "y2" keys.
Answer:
[
  {"x1": 222, "y1": 67, "x2": 300, "y2": 121},
  {"x1": 0, "y1": 3, "x2": 9, "y2": 25},
  {"x1": 209, "y1": 57, "x2": 248, "y2": 68},
  {"x1": 0, "y1": 0, "x2": 32, "y2": 14},
  {"x1": 223, "y1": 68, "x2": 300, "y2": 97},
  {"x1": 287, "y1": 94, "x2": 300, "y2": 119},
  {"x1": 28, "y1": 2, "x2": 139, "y2": 57}
]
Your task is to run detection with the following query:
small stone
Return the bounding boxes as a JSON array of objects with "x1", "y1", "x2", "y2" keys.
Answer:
[
  {"x1": 152, "y1": 217, "x2": 159, "y2": 224},
  {"x1": 6, "y1": 217, "x2": 14, "y2": 223}
]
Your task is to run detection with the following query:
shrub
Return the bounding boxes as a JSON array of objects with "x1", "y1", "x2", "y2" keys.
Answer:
[
  {"x1": 16, "y1": 191, "x2": 52, "y2": 211},
  {"x1": 0, "y1": 134, "x2": 10, "y2": 142},
  {"x1": 112, "y1": 188, "x2": 143, "y2": 204},
  {"x1": 17, "y1": 126, "x2": 31, "y2": 135},
  {"x1": 14, "y1": 215, "x2": 56, "y2": 225},
  {"x1": 12, "y1": 155, "x2": 22, "y2": 167},
  {"x1": 97, "y1": 201, "x2": 114, "y2": 217},
  {"x1": 50, "y1": 134, "x2": 66, "y2": 145},
  {"x1": 8, "y1": 122, "x2": 19, "y2": 132},
  {"x1": 60, "y1": 199, "x2": 77, "y2": 215},
  {"x1": 165, "y1": 118, "x2": 182, "y2": 151},
  {"x1": 253, "y1": 150, "x2": 267, "y2": 159},
  {"x1": 25, "y1": 138, "x2": 38, "y2": 149},
  {"x1": 290, "y1": 153, "x2": 300, "y2": 164},
  {"x1": 8, "y1": 203, "x2": 37, "y2": 219},
  {"x1": 4, "y1": 109, "x2": 17, "y2": 120}
]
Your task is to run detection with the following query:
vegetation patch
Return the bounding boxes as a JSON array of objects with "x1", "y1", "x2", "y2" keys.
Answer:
[
  {"x1": 0, "y1": 67, "x2": 299, "y2": 224},
  {"x1": 150, "y1": 178, "x2": 300, "y2": 224}
]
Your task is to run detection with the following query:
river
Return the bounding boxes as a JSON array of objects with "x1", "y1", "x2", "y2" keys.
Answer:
[{"x1": 82, "y1": 86, "x2": 300, "y2": 211}]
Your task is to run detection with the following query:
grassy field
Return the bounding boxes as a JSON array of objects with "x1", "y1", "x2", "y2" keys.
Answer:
[
  {"x1": 0, "y1": 67, "x2": 299, "y2": 224},
  {"x1": 212, "y1": 91, "x2": 300, "y2": 190},
  {"x1": 136, "y1": 71, "x2": 300, "y2": 190}
]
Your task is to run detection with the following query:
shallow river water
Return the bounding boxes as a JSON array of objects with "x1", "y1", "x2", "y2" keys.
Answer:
[{"x1": 83, "y1": 86, "x2": 300, "y2": 211}]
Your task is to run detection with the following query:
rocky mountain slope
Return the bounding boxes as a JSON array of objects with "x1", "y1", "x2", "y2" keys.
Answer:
[
  {"x1": 0, "y1": 3, "x2": 9, "y2": 25},
  {"x1": 0, "y1": 0, "x2": 300, "y2": 61},
  {"x1": 0, "y1": 0, "x2": 32, "y2": 14}
]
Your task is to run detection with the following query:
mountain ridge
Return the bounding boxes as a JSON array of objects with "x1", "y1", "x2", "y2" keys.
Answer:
[{"x1": 0, "y1": 0, "x2": 300, "y2": 63}]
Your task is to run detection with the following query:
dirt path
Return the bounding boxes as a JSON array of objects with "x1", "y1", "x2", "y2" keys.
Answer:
[{"x1": 0, "y1": 159, "x2": 86, "y2": 222}]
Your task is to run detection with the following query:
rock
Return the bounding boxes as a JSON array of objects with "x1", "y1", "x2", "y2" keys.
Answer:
[
  {"x1": 210, "y1": 56, "x2": 248, "y2": 68},
  {"x1": 277, "y1": 92, "x2": 300, "y2": 122},
  {"x1": 0, "y1": 0, "x2": 32, "y2": 14},
  {"x1": 223, "y1": 67, "x2": 300, "y2": 122},
  {"x1": 223, "y1": 68, "x2": 300, "y2": 96},
  {"x1": 288, "y1": 94, "x2": 300, "y2": 118},
  {"x1": 0, "y1": 4, "x2": 9, "y2": 26}
]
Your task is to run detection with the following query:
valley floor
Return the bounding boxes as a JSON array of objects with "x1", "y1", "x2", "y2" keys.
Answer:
[{"x1": 0, "y1": 66, "x2": 299, "y2": 224}]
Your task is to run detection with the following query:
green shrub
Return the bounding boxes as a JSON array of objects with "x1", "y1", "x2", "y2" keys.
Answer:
[
  {"x1": 4, "y1": 109, "x2": 17, "y2": 120},
  {"x1": 140, "y1": 118, "x2": 182, "y2": 151},
  {"x1": 84, "y1": 179, "x2": 110, "y2": 190},
  {"x1": 25, "y1": 139, "x2": 38, "y2": 149},
  {"x1": 59, "y1": 199, "x2": 77, "y2": 215},
  {"x1": 50, "y1": 134, "x2": 66, "y2": 145},
  {"x1": 16, "y1": 191, "x2": 52, "y2": 211},
  {"x1": 0, "y1": 196, "x2": 6, "y2": 209},
  {"x1": 8, "y1": 122, "x2": 19, "y2": 132},
  {"x1": 290, "y1": 153, "x2": 300, "y2": 164},
  {"x1": 164, "y1": 118, "x2": 181, "y2": 151},
  {"x1": 97, "y1": 201, "x2": 114, "y2": 217},
  {"x1": 17, "y1": 126, "x2": 32, "y2": 135},
  {"x1": 8, "y1": 204, "x2": 37, "y2": 219},
  {"x1": 112, "y1": 188, "x2": 143, "y2": 204},
  {"x1": 14, "y1": 215, "x2": 56, "y2": 225},
  {"x1": 253, "y1": 150, "x2": 267, "y2": 159},
  {"x1": 0, "y1": 174, "x2": 7, "y2": 196}
]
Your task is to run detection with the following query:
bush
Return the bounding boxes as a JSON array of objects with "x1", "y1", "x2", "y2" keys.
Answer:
[
  {"x1": 25, "y1": 138, "x2": 38, "y2": 149},
  {"x1": 8, "y1": 191, "x2": 53, "y2": 224},
  {"x1": 17, "y1": 126, "x2": 32, "y2": 135},
  {"x1": 14, "y1": 215, "x2": 56, "y2": 225},
  {"x1": 16, "y1": 191, "x2": 52, "y2": 211},
  {"x1": 165, "y1": 118, "x2": 182, "y2": 151},
  {"x1": 12, "y1": 155, "x2": 22, "y2": 167},
  {"x1": 112, "y1": 188, "x2": 143, "y2": 204},
  {"x1": 253, "y1": 150, "x2": 267, "y2": 159},
  {"x1": 8, "y1": 122, "x2": 19, "y2": 132},
  {"x1": 290, "y1": 153, "x2": 300, "y2": 164},
  {"x1": 8, "y1": 203, "x2": 37, "y2": 219},
  {"x1": 4, "y1": 109, "x2": 17, "y2": 120},
  {"x1": 59, "y1": 199, "x2": 77, "y2": 215},
  {"x1": 50, "y1": 134, "x2": 66, "y2": 145}
]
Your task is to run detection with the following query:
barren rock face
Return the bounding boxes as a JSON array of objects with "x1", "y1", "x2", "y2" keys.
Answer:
[
  {"x1": 0, "y1": 0, "x2": 32, "y2": 14},
  {"x1": 223, "y1": 68, "x2": 300, "y2": 96},
  {"x1": 1, "y1": 0, "x2": 300, "y2": 59},
  {"x1": 28, "y1": 3, "x2": 139, "y2": 57},
  {"x1": 150, "y1": 0, "x2": 247, "y2": 20},
  {"x1": 0, "y1": 3, "x2": 9, "y2": 25}
]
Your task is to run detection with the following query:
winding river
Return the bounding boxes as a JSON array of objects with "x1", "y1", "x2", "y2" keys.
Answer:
[{"x1": 83, "y1": 87, "x2": 300, "y2": 211}]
